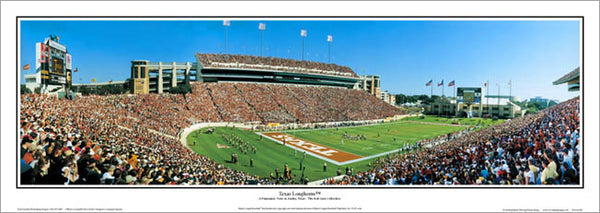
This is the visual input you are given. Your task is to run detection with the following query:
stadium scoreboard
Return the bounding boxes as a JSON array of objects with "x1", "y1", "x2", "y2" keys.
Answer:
[
  {"x1": 457, "y1": 87, "x2": 482, "y2": 104},
  {"x1": 36, "y1": 36, "x2": 72, "y2": 86}
]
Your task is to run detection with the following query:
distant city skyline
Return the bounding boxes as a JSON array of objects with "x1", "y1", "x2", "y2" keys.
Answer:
[{"x1": 19, "y1": 19, "x2": 580, "y2": 101}]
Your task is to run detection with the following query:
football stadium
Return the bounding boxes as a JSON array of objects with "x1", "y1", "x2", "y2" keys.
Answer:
[{"x1": 19, "y1": 21, "x2": 581, "y2": 186}]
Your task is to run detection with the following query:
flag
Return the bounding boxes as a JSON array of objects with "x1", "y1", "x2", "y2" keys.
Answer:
[
  {"x1": 109, "y1": 80, "x2": 113, "y2": 84},
  {"x1": 425, "y1": 80, "x2": 433, "y2": 86},
  {"x1": 22, "y1": 64, "x2": 30, "y2": 70},
  {"x1": 507, "y1": 80, "x2": 511, "y2": 88},
  {"x1": 74, "y1": 68, "x2": 78, "y2": 72},
  {"x1": 92, "y1": 78, "x2": 96, "y2": 82},
  {"x1": 301, "y1": 29, "x2": 307, "y2": 37},
  {"x1": 39, "y1": 43, "x2": 47, "y2": 63},
  {"x1": 448, "y1": 80, "x2": 455, "y2": 87},
  {"x1": 438, "y1": 80, "x2": 444, "y2": 87},
  {"x1": 484, "y1": 82, "x2": 487, "y2": 87}
]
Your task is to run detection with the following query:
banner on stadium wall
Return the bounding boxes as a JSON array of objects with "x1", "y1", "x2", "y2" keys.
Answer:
[
  {"x1": 35, "y1": 43, "x2": 41, "y2": 69},
  {"x1": 66, "y1": 54, "x2": 72, "y2": 70},
  {"x1": 49, "y1": 40, "x2": 66, "y2": 52},
  {"x1": 267, "y1": 123, "x2": 280, "y2": 127},
  {"x1": 385, "y1": 117, "x2": 392, "y2": 122}
]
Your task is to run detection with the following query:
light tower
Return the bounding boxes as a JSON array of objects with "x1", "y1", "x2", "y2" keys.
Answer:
[
  {"x1": 301, "y1": 29, "x2": 307, "y2": 60},
  {"x1": 259, "y1": 23, "x2": 266, "y2": 56},
  {"x1": 223, "y1": 20, "x2": 230, "y2": 54},
  {"x1": 327, "y1": 35, "x2": 332, "y2": 63}
]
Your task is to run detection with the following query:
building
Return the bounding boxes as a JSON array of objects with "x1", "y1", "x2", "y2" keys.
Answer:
[
  {"x1": 427, "y1": 87, "x2": 521, "y2": 118},
  {"x1": 553, "y1": 67, "x2": 579, "y2": 92},
  {"x1": 380, "y1": 91, "x2": 396, "y2": 106},
  {"x1": 24, "y1": 73, "x2": 40, "y2": 93},
  {"x1": 72, "y1": 81, "x2": 127, "y2": 94},
  {"x1": 428, "y1": 99, "x2": 521, "y2": 119},
  {"x1": 355, "y1": 75, "x2": 381, "y2": 98},
  {"x1": 486, "y1": 95, "x2": 519, "y2": 102},
  {"x1": 131, "y1": 53, "x2": 363, "y2": 94},
  {"x1": 130, "y1": 60, "x2": 197, "y2": 94}
]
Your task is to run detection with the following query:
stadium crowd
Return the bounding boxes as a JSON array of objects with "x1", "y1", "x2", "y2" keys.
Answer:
[
  {"x1": 196, "y1": 53, "x2": 358, "y2": 78},
  {"x1": 326, "y1": 97, "x2": 580, "y2": 185},
  {"x1": 19, "y1": 82, "x2": 402, "y2": 185},
  {"x1": 20, "y1": 94, "x2": 262, "y2": 185},
  {"x1": 19, "y1": 79, "x2": 579, "y2": 186}
]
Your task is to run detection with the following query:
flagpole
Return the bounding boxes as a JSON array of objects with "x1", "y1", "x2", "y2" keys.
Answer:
[
  {"x1": 454, "y1": 83, "x2": 457, "y2": 117},
  {"x1": 497, "y1": 84, "x2": 500, "y2": 106},
  {"x1": 454, "y1": 82, "x2": 456, "y2": 101},
  {"x1": 486, "y1": 80, "x2": 489, "y2": 109},
  {"x1": 430, "y1": 84, "x2": 433, "y2": 98},
  {"x1": 509, "y1": 79, "x2": 512, "y2": 102}
]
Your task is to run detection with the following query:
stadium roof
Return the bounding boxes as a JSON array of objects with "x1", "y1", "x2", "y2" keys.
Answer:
[{"x1": 553, "y1": 67, "x2": 579, "y2": 85}]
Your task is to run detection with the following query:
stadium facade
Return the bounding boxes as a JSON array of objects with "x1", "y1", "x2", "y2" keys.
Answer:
[
  {"x1": 427, "y1": 87, "x2": 522, "y2": 119},
  {"x1": 129, "y1": 53, "x2": 387, "y2": 102}
]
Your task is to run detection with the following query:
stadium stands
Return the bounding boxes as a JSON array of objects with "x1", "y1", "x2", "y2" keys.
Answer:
[
  {"x1": 196, "y1": 53, "x2": 359, "y2": 78},
  {"x1": 19, "y1": 79, "x2": 579, "y2": 185},
  {"x1": 19, "y1": 82, "x2": 403, "y2": 185},
  {"x1": 325, "y1": 97, "x2": 580, "y2": 185}
]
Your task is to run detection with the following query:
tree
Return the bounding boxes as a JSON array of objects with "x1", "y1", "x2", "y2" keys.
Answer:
[
  {"x1": 169, "y1": 84, "x2": 192, "y2": 100},
  {"x1": 124, "y1": 78, "x2": 132, "y2": 93},
  {"x1": 20, "y1": 84, "x2": 31, "y2": 94},
  {"x1": 417, "y1": 95, "x2": 429, "y2": 101},
  {"x1": 34, "y1": 87, "x2": 41, "y2": 94},
  {"x1": 395, "y1": 94, "x2": 407, "y2": 105}
]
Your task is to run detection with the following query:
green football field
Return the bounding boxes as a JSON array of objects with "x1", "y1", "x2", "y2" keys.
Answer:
[
  {"x1": 185, "y1": 118, "x2": 475, "y2": 183},
  {"x1": 402, "y1": 115, "x2": 505, "y2": 126},
  {"x1": 279, "y1": 121, "x2": 467, "y2": 156}
]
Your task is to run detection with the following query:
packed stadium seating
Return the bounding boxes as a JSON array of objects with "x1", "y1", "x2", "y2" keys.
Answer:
[
  {"x1": 196, "y1": 53, "x2": 358, "y2": 78},
  {"x1": 19, "y1": 82, "x2": 403, "y2": 185},
  {"x1": 19, "y1": 80, "x2": 580, "y2": 185},
  {"x1": 324, "y1": 98, "x2": 580, "y2": 185}
]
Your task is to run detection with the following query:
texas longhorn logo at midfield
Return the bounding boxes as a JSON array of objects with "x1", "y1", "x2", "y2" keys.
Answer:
[{"x1": 269, "y1": 133, "x2": 339, "y2": 156}]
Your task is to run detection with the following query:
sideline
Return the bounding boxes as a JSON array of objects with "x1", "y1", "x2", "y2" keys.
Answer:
[{"x1": 179, "y1": 122, "x2": 256, "y2": 149}]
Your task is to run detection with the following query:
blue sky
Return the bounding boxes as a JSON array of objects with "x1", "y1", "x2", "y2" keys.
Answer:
[{"x1": 20, "y1": 20, "x2": 580, "y2": 101}]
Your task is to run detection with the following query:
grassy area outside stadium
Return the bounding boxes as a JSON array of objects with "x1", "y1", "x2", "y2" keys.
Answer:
[{"x1": 184, "y1": 116, "x2": 503, "y2": 183}]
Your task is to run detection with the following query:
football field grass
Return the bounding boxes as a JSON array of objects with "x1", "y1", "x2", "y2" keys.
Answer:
[
  {"x1": 402, "y1": 115, "x2": 505, "y2": 126},
  {"x1": 186, "y1": 120, "x2": 469, "y2": 183},
  {"x1": 280, "y1": 122, "x2": 467, "y2": 156}
]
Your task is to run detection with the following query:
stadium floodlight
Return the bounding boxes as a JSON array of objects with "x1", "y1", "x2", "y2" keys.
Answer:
[
  {"x1": 301, "y1": 29, "x2": 307, "y2": 60},
  {"x1": 259, "y1": 23, "x2": 266, "y2": 56},
  {"x1": 223, "y1": 20, "x2": 230, "y2": 54},
  {"x1": 327, "y1": 35, "x2": 332, "y2": 63}
]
